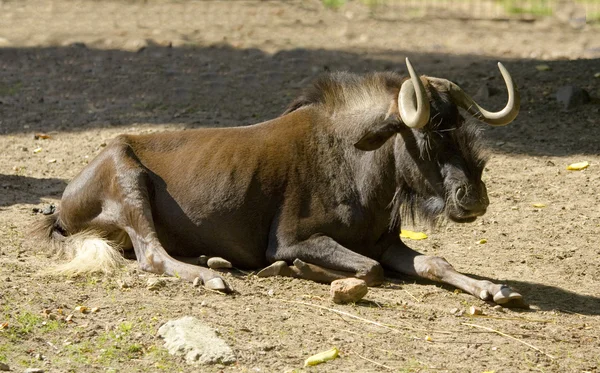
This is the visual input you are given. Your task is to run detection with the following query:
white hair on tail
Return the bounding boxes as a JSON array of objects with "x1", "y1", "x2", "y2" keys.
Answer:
[{"x1": 48, "y1": 231, "x2": 126, "y2": 276}]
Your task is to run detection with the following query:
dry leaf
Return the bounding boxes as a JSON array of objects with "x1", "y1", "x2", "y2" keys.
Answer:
[
  {"x1": 400, "y1": 230, "x2": 428, "y2": 240},
  {"x1": 535, "y1": 64, "x2": 551, "y2": 71},
  {"x1": 34, "y1": 133, "x2": 51, "y2": 140},
  {"x1": 424, "y1": 335, "x2": 433, "y2": 342},
  {"x1": 304, "y1": 347, "x2": 339, "y2": 367},
  {"x1": 567, "y1": 161, "x2": 589, "y2": 171},
  {"x1": 74, "y1": 306, "x2": 88, "y2": 313},
  {"x1": 532, "y1": 203, "x2": 546, "y2": 208},
  {"x1": 476, "y1": 239, "x2": 487, "y2": 244},
  {"x1": 33, "y1": 147, "x2": 42, "y2": 154}
]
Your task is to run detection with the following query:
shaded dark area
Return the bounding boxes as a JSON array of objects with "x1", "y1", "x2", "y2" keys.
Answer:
[
  {"x1": 0, "y1": 44, "x2": 598, "y2": 156},
  {"x1": 387, "y1": 273, "x2": 600, "y2": 315},
  {"x1": 0, "y1": 174, "x2": 66, "y2": 207}
]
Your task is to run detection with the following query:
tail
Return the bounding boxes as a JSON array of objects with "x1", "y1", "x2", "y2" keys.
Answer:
[{"x1": 32, "y1": 213, "x2": 126, "y2": 276}]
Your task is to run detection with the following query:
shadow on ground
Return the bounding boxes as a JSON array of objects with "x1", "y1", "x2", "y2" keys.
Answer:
[
  {"x1": 387, "y1": 274, "x2": 600, "y2": 315},
  {"x1": 0, "y1": 174, "x2": 66, "y2": 207},
  {"x1": 0, "y1": 44, "x2": 598, "y2": 156}
]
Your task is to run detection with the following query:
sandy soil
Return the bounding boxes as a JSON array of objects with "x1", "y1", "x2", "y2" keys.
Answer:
[{"x1": 1, "y1": 1, "x2": 599, "y2": 372}]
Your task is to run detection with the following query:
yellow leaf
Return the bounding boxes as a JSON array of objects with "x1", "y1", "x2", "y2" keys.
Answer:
[
  {"x1": 304, "y1": 347, "x2": 339, "y2": 367},
  {"x1": 400, "y1": 230, "x2": 428, "y2": 240},
  {"x1": 424, "y1": 335, "x2": 433, "y2": 342},
  {"x1": 566, "y1": 161, "x2": 589, "y2": 171},
  {"x1": 535, "y1": 64, "x2": 551, "y2": 71},
  {"x1": 476, "y1": 239, "x2": 487, "y2": 244},
  {"x1": 532, "y1": 203, "x2": 546, "y2": 208}
]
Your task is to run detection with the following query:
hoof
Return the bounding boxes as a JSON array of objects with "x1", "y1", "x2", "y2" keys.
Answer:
[
  {"x1": 257, "y1": 261, "x2": 293, "y2": 277},
  {"x1": 493, "y1": 286, "x2": 528, "y2": 308},
  {"x1": 204, "y1": 277, "x2": 231, "y2": 293}
]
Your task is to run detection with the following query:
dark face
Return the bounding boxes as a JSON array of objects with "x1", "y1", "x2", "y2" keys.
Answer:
[{"x1": 395, "y1": 86, "x2": 489, "y2": 224}]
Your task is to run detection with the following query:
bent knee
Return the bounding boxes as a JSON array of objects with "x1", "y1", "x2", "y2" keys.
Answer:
[{"x1": 358, "y1": 262, "x2": 384, "y2": 286}]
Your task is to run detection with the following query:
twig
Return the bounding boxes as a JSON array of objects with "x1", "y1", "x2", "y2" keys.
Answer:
[
  {"x1": 351, "y1": 351, "x2": 393, "y2": 370},
  {"x1": 280, "y1": 299, "x2": 410, "y2": 333},
  {"x1": 280, "y1": 299, "x2": 454, "y2": 335},
  {"x1": 462, "y1": 322, "x2": 556, "y2": 360},
  {"x1": 403, "y1": 289, "x2": 422, "y2": 302}
]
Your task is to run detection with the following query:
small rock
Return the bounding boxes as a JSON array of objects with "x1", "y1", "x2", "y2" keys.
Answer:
[
  {"x1": 147, "y1": 278, "x2": 167, "y2": 291},
  {"x1": 556, "y1": 85, "x2": 590, "y2": 110},
  {"x1": 468, "y1": 306, "x2": 483, "y2": 315},
  {"x1": 192, "y1": 277, "x2": 201, "y2": 287},
  {"x1": 198, "y1": 255, "x2": 209, "y2": 266},
  {"x1": 492, "y1": 305, "x2": 505, "y2": 312},
  {"x1": 42, "y1": 205, "x2": 55, "y2": 215},
  {"x1": 25, "y1": 368, "x2": 44, "y2": 373},
  {"x1": 330, "y1": 278, "x2": 368, "y2": 304},
  {"x1": 0, "y1": 362, "x2": 9, "y2": 371},
  {"x1": 207, "y1": 257, "x2": 232, "y2": 269},
  {"x1": 449, "y1": 307, "x2": 460, "y2": 315}
]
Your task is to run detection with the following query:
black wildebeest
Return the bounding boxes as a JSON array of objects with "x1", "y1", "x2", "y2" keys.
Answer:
[{"x1": 36, "y1": 59, "x2": 524, "y2": 307}]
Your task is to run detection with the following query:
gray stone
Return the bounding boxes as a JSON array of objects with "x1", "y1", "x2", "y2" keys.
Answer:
[
  {"x1": 24, "y1": 369, "x2": 44, "y2": 373},
  {"x1": 158, "y1": 316, "x2": 236, "y2": 365},
  {"x1": 556, "y1": 86, "x2": 590, "y2": 110},
  {"x1": 207, "y1": 257, "x2": 232, "y2": 269},
  {"x1": 330, "y1": 278, "x2": 368, "y2": 304}
]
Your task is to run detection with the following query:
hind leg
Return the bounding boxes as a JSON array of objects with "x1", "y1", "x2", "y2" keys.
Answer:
[
  {"x1": 59, "y1": 143, "x2": 231, "y2": 292},
  {"x1": 116, "y1": 166, "x2": 231, "y2": 292}
]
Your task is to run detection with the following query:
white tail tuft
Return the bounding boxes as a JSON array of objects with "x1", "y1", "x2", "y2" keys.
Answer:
[{"x1": 48, "y1": 231, "x2": 126, "y2": 276}]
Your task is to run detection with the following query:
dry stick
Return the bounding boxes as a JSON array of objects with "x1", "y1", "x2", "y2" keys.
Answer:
[
  {"x1": 462, "y1": 322, "x2": 556, "y2": 360},
  {"x1": 403, "y1": 289, "x2": 422, "y2": 303},
  {"x1": 351, "y1": 351, "x2": 393, "y2": 370},
  {"x1": 281, "y1": 299, "x2": 409, "y2": 333},
  {"x1": 280, "y1": 299, "x2": 453, "y2": 335}
]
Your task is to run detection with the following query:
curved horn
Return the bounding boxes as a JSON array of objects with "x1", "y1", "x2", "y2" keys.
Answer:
[
  {"x1": 398, "y1": 58, "x2": 430, "y2": 129},
  {"x1": 432, "y1": 62, "x2": 520, "y2": 126}
]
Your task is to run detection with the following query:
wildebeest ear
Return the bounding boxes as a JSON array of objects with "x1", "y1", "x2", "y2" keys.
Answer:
[{"x1": 354, "y1": 121, "x2": 400, "y2": 151}]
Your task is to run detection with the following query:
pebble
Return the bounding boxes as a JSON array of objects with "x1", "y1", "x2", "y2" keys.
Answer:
[
  {"x1": 468, "y1": 306, "x2": 483, "y2": 315},
  {"x1": 492, "y1": 305, "x2": 505, "y2": 312},
  {"x1": 192, "y1": 277, "x2": 201, "y2": 287},
  {"x1": 42, "y1": 205, "x2": 55, "y2": 215},
  {"x1": 147, "y1": 278, "x2": 167, "y2": 291},
  {"x1": 330, "y1": 278, "x2": 368, "y2": 304},
  {"x1": 207, "y1": 257, "x2": 232, "y2": 269}
]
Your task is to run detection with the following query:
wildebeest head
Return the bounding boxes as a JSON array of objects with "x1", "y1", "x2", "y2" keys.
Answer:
[{"x1": 354, "y1": 59, "x2": 520, "y2": 226}]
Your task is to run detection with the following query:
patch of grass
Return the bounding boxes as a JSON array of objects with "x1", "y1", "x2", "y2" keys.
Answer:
[
  {"x1": 322, "y1": 0, "x2": 347, "y2": 9},
  {"x1": 0, "y1": 81, "x2": 22, "y2": 96}
]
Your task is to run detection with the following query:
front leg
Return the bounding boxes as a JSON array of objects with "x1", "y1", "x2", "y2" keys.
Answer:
[
  {"x1": 380, "y1": 240, "x2": 526, "y2": 308},
  {"x1": 260, "y1": 234, "x2": 384, "y2": 286}
]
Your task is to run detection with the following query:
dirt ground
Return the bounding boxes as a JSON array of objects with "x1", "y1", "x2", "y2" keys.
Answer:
[{"x1": 1, "y1": 1, "x2": 599, "y2": 372}]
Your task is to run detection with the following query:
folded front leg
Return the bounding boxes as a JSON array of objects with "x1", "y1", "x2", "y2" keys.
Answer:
[
  {"x1": 263, "y1": 234, "x2": 384, "y2": 286},
  {"x1": 380, "y1": 241, "x2": 526, "y2": 308}
]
